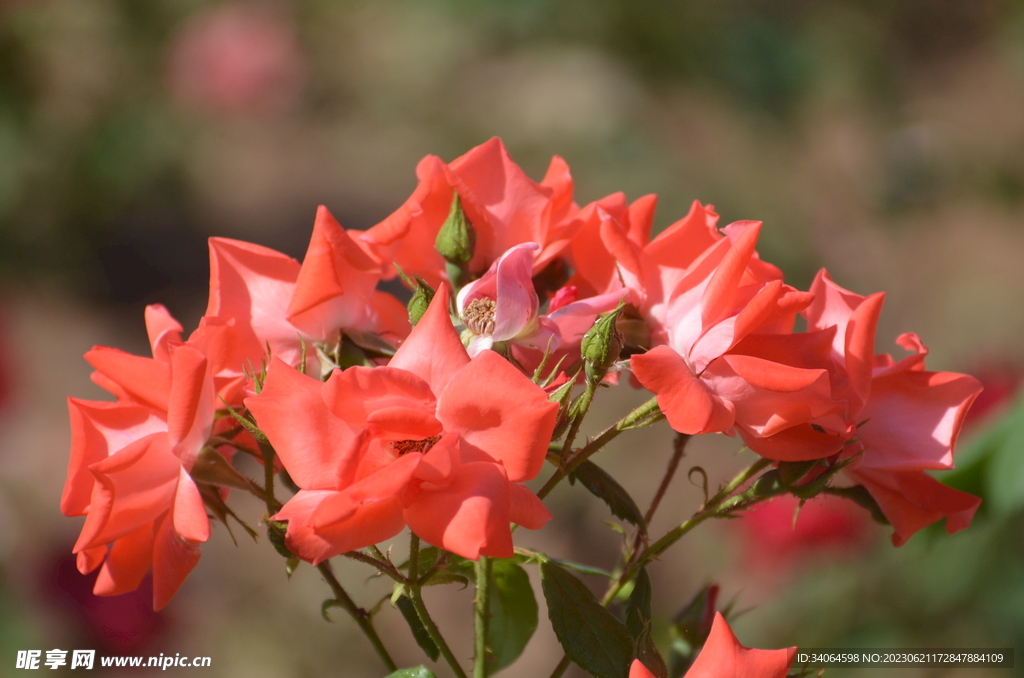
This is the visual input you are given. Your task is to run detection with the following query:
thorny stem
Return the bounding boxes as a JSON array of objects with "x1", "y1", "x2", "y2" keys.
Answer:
[
  {"x1": 474, "y1": 556, "x2": 492, "y2": 678},
  {"x1": 408, "y1": 534, "x2": 468, "y2": 678},
  {"x1": 625, "y1": 433, "x2": 691, "y2": 562},
  {"x1": 317, "y1": 560, "x2": 397, "y2": 672},
  {"x1": 537, "y1": 396, "x2": 662, "y2": 500},
  {"x1": 341, "y1": 550, "x2": 405, "y2": 582},
  {"x1": 560, "y1": 378, "x2": 599, "y2": 459},
  {"x1": 645, "y1": 432, "x2": 691, "y2": 526},
  {"x1": 257, "y1": 439, "x2": 282, "y2": 514},
  {"x1": 601, "y1": 457, "x2": 773, "y2": 606}
]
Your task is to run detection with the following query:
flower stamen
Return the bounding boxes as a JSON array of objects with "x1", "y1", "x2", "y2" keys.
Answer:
[
  {"x1": 462, "y1": 297, "x2": 497, "y2": 335},
  {"x1": 389, "y1": 435, "x2": 442, "y2": 456}
]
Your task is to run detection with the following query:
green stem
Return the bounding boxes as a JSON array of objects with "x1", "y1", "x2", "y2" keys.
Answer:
[
  {"x1": 561, "y1": 378, "x2": 598, "y2": 457},
  {"x1": 408, "y1": 535, "x2": 468, "y2": 678},
  {"x1": 538, "y1": 396, "x2": 662, "y2": 500},
  {"x1": 317, "y1": 561, "x2": 397, "y2": 672},
  {"x1": 602, "y1": 456, "x2": 773, "y2": 606},
  {"x1": 474, "y1": 556, "x2": 492, "y2": 678},
  {"x1": 257, "y1": 439, "x2": 282, "y2": 514}
]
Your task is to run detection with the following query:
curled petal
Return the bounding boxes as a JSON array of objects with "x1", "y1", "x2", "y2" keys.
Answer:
[
  {"x1": 703, "y1": 355, "x2": 841, "y2": 440},
  {"x1": 846, "y1": 467, "x2": 981, "y2": 547},
  {"x1": 75, "y1": 433, "x2": 180, "y2": 552},
  {"x1": 145, "y1": 304, "x2": 183, "y2": 363},
  {"x1": 287, "y1": 205, "x2": 380, "y2": 338},
  {"x1": 63, "y1": 399, "x2": 166, "y2": 517},
  {"x1": 85, "y1": 347, "x2": 171, "y2": 412},
  {"x1": 631, "y1": 346, "x2": 734, "y2": 435},
  {"x1": 275, "y1": 489, "x2": 406, "y2": 565}
]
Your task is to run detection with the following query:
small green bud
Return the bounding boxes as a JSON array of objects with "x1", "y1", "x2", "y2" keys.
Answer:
[
  {"x1": 778, "y1": 459, "x2": 821, "y2": 488},
  {"x1": 267, "y1": 520, "x2": 294, "y2": 559},
  {"x1": 434, "y1": 193, "x2": 476, "y2": 265},
  {"x1": 407, "y1": 276, "x2": 436, "y2": 326},
  {"x1": 581, "y1": 301, "x2": 626, "y2": 379}
]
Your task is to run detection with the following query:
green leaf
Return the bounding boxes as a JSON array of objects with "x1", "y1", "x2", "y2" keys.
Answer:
[
  {"x1": 540, "y1": 560, "x2": 633, "y2": 678},
  {"x1": 395, "y1": 595, "x2": 440, "y2": 662},
  {"x1": 487, "y1": 559, "x2": 539, "y2": 672},
  {"x1": 384, "y1": 667, "x2": 437, "y2": 678},
  {"x1": 634, "y1": 626, "x2": 669, "y2": 678},
  {"x1": 570, "y1": 460, "x2": 647, "y2": 530},
  {"x1": 626, "y1": 567, "x2": 668, "y2": 678},
  {"x1": 625, "y1": 567, "x2": 653, "y2": 639}
]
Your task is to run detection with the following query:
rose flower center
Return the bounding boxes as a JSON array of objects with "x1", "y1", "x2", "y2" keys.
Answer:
[
  {"x1": 462, "y1": 298, "x2": 497, "y2": 336},
  {"x1": 389, "y1": 435, "x2": 442, "y2": 456}
]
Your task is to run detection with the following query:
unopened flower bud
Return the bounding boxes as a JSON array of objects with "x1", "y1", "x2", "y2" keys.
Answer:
[
  {"x1": 581, "y1": 301, "x2": 626, "y2": 380},
  {"x1": 434, "y1": 193, "x2": 476, "y2": 265},
  {"x1": 407, "y1": 276, "x2": 436, "y2": 326},
  {"x1": 267, "y1": 520, "x2": 294, "y2": 559}
]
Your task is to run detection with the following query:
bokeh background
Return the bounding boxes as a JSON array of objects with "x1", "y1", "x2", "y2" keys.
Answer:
[{"x1": 1, "y1": 1, "x2": 1023, "y2": 676}]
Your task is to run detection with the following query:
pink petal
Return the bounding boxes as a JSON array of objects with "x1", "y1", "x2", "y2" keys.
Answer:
[
  {"x1": 75, "y1": 433, "x2": 180, "y2": 551},
  {"x1": 287, "y1": 205, "x2": 381, "y2": 339},
  {"x1": 244, "y1": 358, "x2": 362, "y2": 490},
  {"x1": 63, "y1": 399, "x2": 166, "y2": 517},
  {"x1": 275, "y1": 489, "x2": 407, "y2": 564},
  {"x1": 436, "y1": 350, "x2": 558, "y2": 483},
  {"x1": 152, "y1": 512, "x2": 202, "y2": 610},
  {"x1": 404, "y1": 461, "x2": 514, "y2": 560},
  {"x1": 508, "y1": 483, "x2": 552, "y2": 530},
  {"x1": 144, "y1": 304, "x2": 183, "y2": 363},
  {"x1": 846, "y1": 467, "x2": 981, "y2": 547},
  {"x1": 684, "y1": 612, "x2": 796, "y2": 678},
  {"x1": 389, "y1": 285, "x2": 471, "y2": 396},
  {"x1": 704, "y1": 354, "x2": 841, "y2": 440},
  {"x1": 492, "y1": 243, "x2": 541, "y2": 341},
  {"x1": 166, "y1": 344, "x2": 215, "y2": 467},
  {"x1": 631, "y1": 346, "x2": 734, "y2": 435},
  {"x1": 85, "y1": 347, "x2": 171, "y2": 412},
  {"x1": 172, "y1": 468, "x2": 211, "y2": 543},
  {"x1": 857, "y1": 370, "x2": 983, "y2": 472},
  {"x1": 92, "y1": 522, "x2": 155, "y2": 597}
]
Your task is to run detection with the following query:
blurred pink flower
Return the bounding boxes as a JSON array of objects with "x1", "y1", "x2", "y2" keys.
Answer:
[
  {"x1": 735, "y1": 494, "x2": 872, "y2": 570},
  {"x1": 165, "y1": 2, "x2": 306, "y2": 115}
]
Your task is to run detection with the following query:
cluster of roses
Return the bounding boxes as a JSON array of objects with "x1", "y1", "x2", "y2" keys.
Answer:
[{"x1": 63, "y1": 138, "x2": 980, "y2": 676}]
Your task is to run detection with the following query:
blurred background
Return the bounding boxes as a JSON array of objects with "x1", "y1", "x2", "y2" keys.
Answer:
[{"x1": 1, "y1": 0, "x2": 1022, "y2": 676}]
